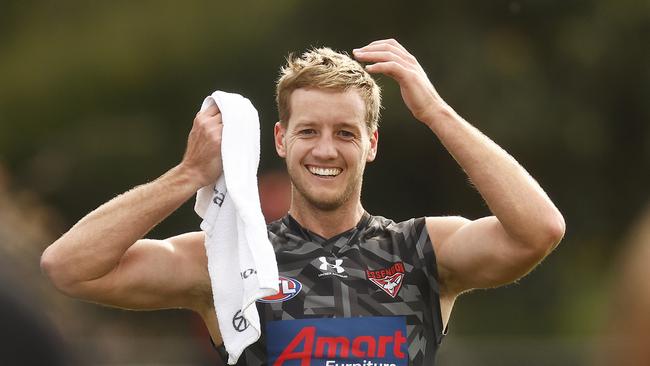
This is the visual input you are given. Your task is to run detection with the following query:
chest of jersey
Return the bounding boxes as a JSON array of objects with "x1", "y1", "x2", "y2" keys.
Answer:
[
  {"x1": 240, "y1": 216, "x2": 442, "y2": 366},
  {"x1": 258, "y1": 243, "x2": 424, "y2": 320}
]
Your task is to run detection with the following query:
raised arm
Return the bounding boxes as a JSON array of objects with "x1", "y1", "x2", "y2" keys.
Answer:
[
  {"x1": 354, "y1": 39, "x2": 565, "y2": 297},
  {"x1": 40, "y1": 104, "x2": 223, "y2": 311}
]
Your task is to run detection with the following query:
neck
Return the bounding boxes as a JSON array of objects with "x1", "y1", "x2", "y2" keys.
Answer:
[{"x1": 289, "y1": 199, "x2": 366, "y2": 239}]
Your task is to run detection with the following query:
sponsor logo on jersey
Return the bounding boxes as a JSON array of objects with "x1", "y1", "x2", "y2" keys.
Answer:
[
  {"x1": 366, "y1": 262, "x2": 405, "y2": 298},
  {"x1": 258, "y1": 276, "x2": 302, "y2": 303},
  {"x1": 318, "y1": 256, "x2": 348, "y2": 278},
  {"x1": 266, "y1": 317, "x2": 408, "y2": 366}
]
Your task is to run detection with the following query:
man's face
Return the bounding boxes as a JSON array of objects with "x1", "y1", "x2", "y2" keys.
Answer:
[{"x1": 274, "y1": 88, "x2": 378, "y2": 211}]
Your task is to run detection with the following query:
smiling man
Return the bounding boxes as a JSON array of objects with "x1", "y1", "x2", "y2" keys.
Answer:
[
  {"x1": 277, "y1": 88, "x2": 376, "y2": 217},
  {"x1": 41, "y1": 39, "x2": 565, "y2": 365}
]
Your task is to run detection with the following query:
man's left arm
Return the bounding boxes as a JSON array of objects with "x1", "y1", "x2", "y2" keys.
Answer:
[{"x1": 354, "y1": 39, "x2": 565, "y2": 296}]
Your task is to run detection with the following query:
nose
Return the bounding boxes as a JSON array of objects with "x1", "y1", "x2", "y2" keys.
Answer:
[{"x1": 311, "y1": 135, "x2": 337, "y2": 160}]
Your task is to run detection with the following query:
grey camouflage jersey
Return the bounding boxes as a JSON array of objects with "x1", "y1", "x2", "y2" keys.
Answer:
[{"x1": 234, "y1": 212, "x2": 445, "y2": 365}]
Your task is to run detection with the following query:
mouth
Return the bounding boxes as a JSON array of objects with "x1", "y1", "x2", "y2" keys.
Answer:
[{"x1": 306, "y1": 165, "x2": 342, "y2": 178}]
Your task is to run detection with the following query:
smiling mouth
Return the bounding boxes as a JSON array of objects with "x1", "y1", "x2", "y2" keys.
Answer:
[{"x1": 307, "y1": 166, "x2": 342, "y2": 177}]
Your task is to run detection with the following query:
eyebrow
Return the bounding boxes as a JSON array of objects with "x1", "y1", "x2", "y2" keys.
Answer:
[
  {"x1": 292, "y1": 120, "x2": 362, "y2": 132},
  {"x1": 334, "y1": 122, "x2": 362, "y2": 131}
]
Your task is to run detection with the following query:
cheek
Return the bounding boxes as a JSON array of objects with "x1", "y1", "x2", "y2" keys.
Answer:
[
  {"x1": 344, "y1": 145, "x2": 366, "y2": 165},
  {"x1": 285, "y1": 142, "x2": 307, "y2": 161}
]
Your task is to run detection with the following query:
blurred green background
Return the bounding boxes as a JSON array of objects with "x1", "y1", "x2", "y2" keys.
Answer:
[{"x1": 1, "y1": 0, "x2": 648, "y2": 365}]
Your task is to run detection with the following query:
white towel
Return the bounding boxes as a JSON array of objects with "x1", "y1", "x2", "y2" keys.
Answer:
[{"x1": 194, "y1": 91, "x2": 279, "y2": 365}]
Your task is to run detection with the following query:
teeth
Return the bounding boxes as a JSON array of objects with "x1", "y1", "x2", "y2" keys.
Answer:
[{"x1": 308, "y1": 166, "x2": 342, "y2": 177}]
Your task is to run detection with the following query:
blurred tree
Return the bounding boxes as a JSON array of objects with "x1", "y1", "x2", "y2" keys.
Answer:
[{"x1": 1, "y1": 0, "x2": 648, "y2": 364}]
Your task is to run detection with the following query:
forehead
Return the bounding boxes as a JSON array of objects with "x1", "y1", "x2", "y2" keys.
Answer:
[{"x1": 288, "y1": 88, "x2": 366, "y2": 129}]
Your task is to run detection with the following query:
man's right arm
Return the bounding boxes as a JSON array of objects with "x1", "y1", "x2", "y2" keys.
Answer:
[{"x1": 40, "y1": 104, "x2": 223, "y2": 312}]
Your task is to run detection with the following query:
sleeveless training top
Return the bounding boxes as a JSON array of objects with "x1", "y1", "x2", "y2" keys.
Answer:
[{"x1": 230, "y1": 212, "x2": 445, "y2": 366}]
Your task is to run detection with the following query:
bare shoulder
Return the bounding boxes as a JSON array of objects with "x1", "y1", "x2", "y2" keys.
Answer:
[
  {"x1": 424, "y1": 216, "x2": 471, "y2": 243},
  {"x1": 165, "y1": 231, "x2": 208, "y2": 265},
  {"x1": 426, "y1": 213, "x2": 555, "y2": 297},
  {"x1": 424, "y1": 216, "x2": 469, "y2": 291}
]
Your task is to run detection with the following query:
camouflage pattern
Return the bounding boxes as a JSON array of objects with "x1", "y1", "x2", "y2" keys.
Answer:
[{"x1": 234, "y1": 212, "x2": 444, "y2": 365}]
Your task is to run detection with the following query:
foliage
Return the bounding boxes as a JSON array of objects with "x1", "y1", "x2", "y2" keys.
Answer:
[{"x1": 1, "y1": 0, "x2": 648, "y2": 362}]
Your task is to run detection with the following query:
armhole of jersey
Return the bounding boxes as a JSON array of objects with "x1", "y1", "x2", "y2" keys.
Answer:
[{"x1": 412, "y1": 217, "x2": 446, "y2": 345}]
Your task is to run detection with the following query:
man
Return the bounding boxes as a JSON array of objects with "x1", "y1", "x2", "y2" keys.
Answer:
[
  {"x1": 41, "y1": 39, "x2": 565, "y2": 365},
  {"x1": 598, "y1": 203, "x2": 650, "y2": 366}
]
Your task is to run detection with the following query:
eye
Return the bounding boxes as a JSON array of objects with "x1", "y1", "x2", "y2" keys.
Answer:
[
  {"x1": 298, "y1": 129, "x2": 316, "y2": 136},
  {"x1": 337, "y1": 130, "x2": 356, "y2": 139}
]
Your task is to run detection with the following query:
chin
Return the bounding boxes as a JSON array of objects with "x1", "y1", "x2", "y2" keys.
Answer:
[
  {"x1": 290, "y1": 175, "x2": 361, "y2": 212},
  {"x1": 297, "y1": 188, "x2": 350, "y2": 212},
  {"x1": 305, "y1": 197, "x2": 344, "y2": 212}
]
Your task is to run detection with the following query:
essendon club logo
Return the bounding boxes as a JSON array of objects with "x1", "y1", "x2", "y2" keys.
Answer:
[
  {"x1": 266, "y1": 317, "x2": 408, "y2": 366},
  {"x1": 258, "y1": 277, "x2": 302, "y2": 303},
  {"x1": 366, "y1": 262, "x2": 405, "y2": 298}
]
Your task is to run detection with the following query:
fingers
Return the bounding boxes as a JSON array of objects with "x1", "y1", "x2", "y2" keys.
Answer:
[
  {"x1": 352, "y1": 39, "x2": 442, "y2": 123},
  {"x1": 183, "y1": 114, "x2": 224, "y2": 186},
  {"x1": 368, "y1": 38, "x2": 409, "y2": 54},
  {"x1": 354, "y1": 50, "x2": 408, "y2": 66},
  {"x1": 184, "y1": 101, "x2": 226, "y2": 186},
  {"x1": 200, "y1": 115, "x2": 223, "y2": 132},
  {"x1": 354, "y1": 39, "x2": 422, "y2": 82},
  {"x1": 355, "y1": 39, "x2": 417, "y2": 66},
  {"x1": 365, "y1": 61, "x2": 411, "y2": 81},
  {"x1": 194, "y1": 108, "x2": 222, "y2": 128},
  {"x1": 205, "y1": 111, "x2": 222, "y2": 125},
  {"x1": 197, "y1": 103, "x2": 221, "y2": 118},
  {"x1": 186, "y1": 109, "x2": 223, "y2": 164}
]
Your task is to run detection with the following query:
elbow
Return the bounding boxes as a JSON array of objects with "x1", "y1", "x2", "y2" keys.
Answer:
[
  {"x1": 513, "y1": 209, "x2": 566, "y2": 260},
  {"x1": 40, "y1": 246, "x2": 56, "y2": 281},
  {"x1": 548, "y1": 209, "x2": 566, "y2": 246},
  {"x1": 40, "y1": 246, "x2": 62, "y2": 289},
  {"x1": 535, "y1": 209, "x2": 566, "y2": 254},
  {"x1": 40, "y1": 245, "x2": 77, "y2": 297}
]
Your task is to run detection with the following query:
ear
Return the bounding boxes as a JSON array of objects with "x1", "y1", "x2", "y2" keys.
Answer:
[
  {"x1": 366, "y1": 129, "x2": 378, "y2": 162},
  {"x1": 274, "y1": 122, "x2": 287, "y2": 158}
]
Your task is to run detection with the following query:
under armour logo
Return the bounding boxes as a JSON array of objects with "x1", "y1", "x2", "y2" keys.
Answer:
[
  {"x1": 317, "y1": 256, "x2": 348, "y2": 278},
  {"x1": 319, "y1": 257, "x2": 344, "y2": 273},
  {"x1": 212, "y1": 186, "x2": 226, "y2": 207}
]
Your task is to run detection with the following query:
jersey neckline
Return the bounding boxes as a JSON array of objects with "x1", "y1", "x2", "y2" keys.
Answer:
[{"x1": 282, "y1": 211, "x2": 372, "y2": 247}]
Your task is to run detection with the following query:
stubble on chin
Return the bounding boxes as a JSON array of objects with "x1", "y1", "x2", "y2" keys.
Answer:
[{"x1": 290, "y1": 172, "x2": 363, "y2": 213}]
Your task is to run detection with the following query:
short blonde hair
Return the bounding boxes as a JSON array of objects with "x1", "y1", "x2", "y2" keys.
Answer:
[{"x1": 276, "y1": 47, "x2": 381, "y2": 131}]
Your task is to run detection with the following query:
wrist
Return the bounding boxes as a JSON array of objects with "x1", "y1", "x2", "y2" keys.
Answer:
[
  {"x1": 421, "y1": 103, "x2": 458, "y2": 132},
  {"x1": 168, "y1": 163, "x2": 209, "y2": 193}
]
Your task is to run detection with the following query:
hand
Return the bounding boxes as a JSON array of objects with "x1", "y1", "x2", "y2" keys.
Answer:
[
  {"x1": 353, "y1": 39, "x2": 448, "y2": 126},
  {"x1": 181, "y1": 103, "x2": 223, "y2": 188}
]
